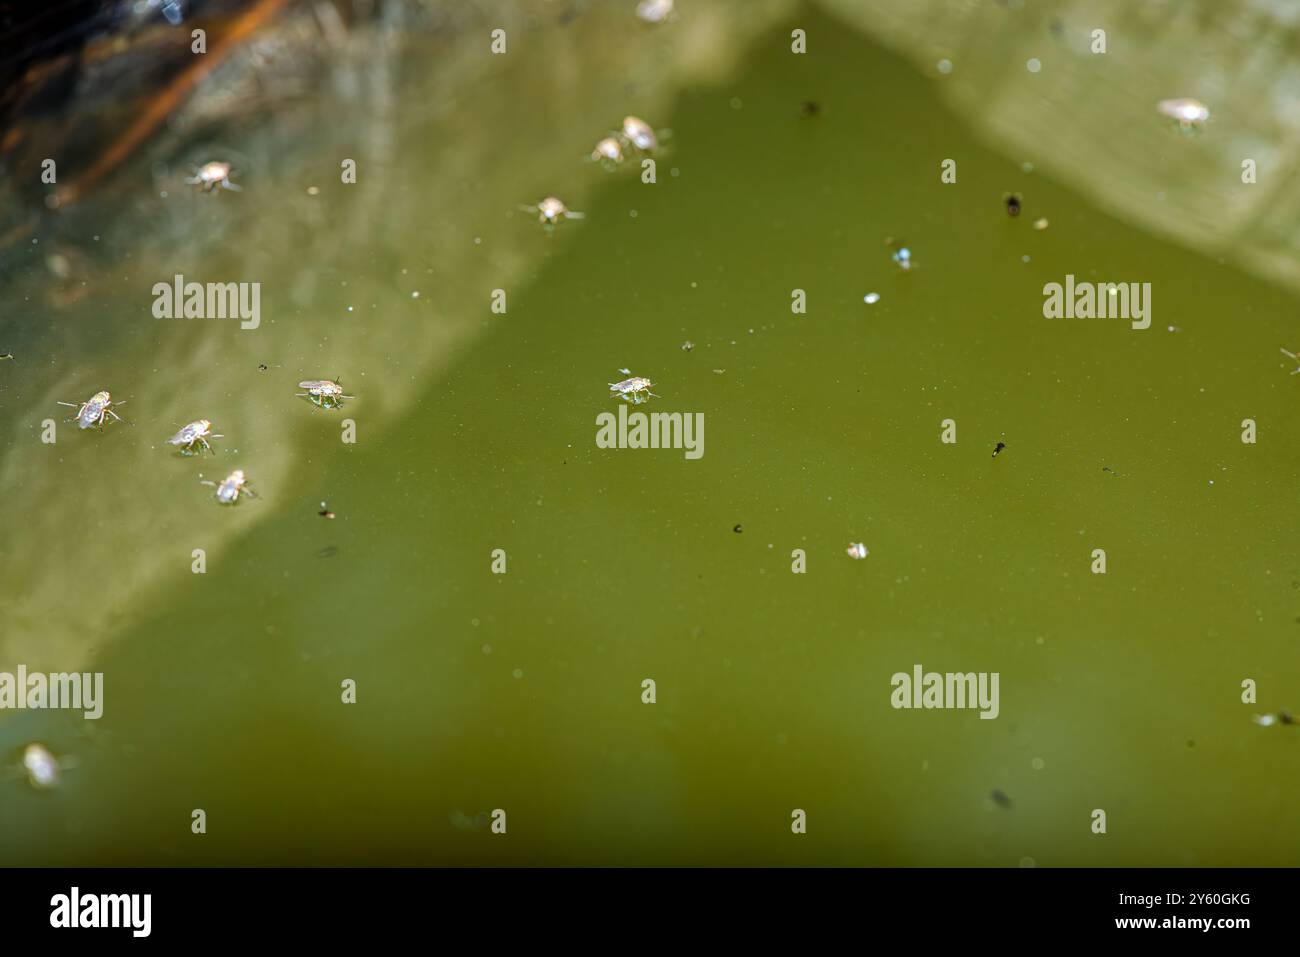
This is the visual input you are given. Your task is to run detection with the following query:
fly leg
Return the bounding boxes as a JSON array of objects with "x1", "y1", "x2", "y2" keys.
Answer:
[{"x1": 57, "y1": 400, "x2": 88, "y2": 422}]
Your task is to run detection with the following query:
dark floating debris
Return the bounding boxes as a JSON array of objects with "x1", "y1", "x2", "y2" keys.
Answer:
[
  {"x1": 1102, "y1": 466, "x2": 1114, "y2": 474},
  {"x1": 799, "y1": 100, "x2": 821, "y2": 117},
  {"x1": 1004, "y1": 192, "x2": 1022, "y2": 217},
  {"x1": 990, "y1": 789, "x2": 1013, "y2": 809},
  {"x1": 319, "y1": 501, "x2": 335, "y2": 519},
  {"x1": 0, "y1": 353, "x2": 14, "y2": 361},
  {"x1": 258, "y1": 363, "x2": 268, "y2": 372},
  {"x1": 992, "y1": 441, "x2": 1007, "y2": 458},
  {"x1": 316, "y1": 545, "x2": 340, "y2": 559},
  {"x1": 733, "y1": 524, "x2": 743, "y2": 534}
]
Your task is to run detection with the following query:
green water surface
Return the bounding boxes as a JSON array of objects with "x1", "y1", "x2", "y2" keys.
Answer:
[{"x1": 1, "y1": 1, "x2": 1297, "y2": 866}]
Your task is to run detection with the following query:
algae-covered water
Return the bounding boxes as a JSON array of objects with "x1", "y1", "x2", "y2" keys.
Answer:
[{"x1": 0, "y1": 0, "x2": 1297, "y2": 866}]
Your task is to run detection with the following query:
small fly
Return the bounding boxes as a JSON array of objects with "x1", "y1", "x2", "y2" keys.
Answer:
[
  {"x1": 297, "y1": 378, "x2": 354, "y2": 409},
  {"x1": 1157, "y1": 98, "x2": 1210, "y2": 129},
  {"x1": 636, "y1": 0, "x2": 674, "y2": 23},
  {"x1": 57, "y1": 390, "x2": 123, "y2": 430},
  {"x1": 20, "y1": 743, "x2": 64, "y2": 790},
  {"x1": 620, "y1": 115, "x2": 666, "y2": 153},
  {"x1": 590, "y1": 137, "x2": 624, "y2": 168},
  {"x1": 1003, "y1": 193, "x2": 1022, "y2": 217},
  {"x1": 886, "y1": 238, "x2": 914, "y2": 271},
  {"x1": 1253, "y1": 711, "x2": 1295, "y2": 727},
  {"x1": 520, "y1": 196, "x2": 584, "y2": 228},
  {"x1": 201, "y1": 468, "x2": 256, "y2": 504},
  {"x1": 608, "y1": 368, "x2": 658, "y2": 404},
  {"x1": 186, "y1": 161, "x2": 241, "y2": 192},
  {"x1": 166, "y1": 418, "x2": 222, "y2": 455}
]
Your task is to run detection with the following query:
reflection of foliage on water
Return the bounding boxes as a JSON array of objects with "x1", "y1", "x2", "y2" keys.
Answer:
[
  {"x1": 821, "y1": 0, "x2": 1300, "y2": 295},
  {"x1": 0, "y1": 0, "x2": 794, "y2": 671}
]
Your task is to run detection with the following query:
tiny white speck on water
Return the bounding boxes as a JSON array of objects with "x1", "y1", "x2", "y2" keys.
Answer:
[
  {"x1": 346, "y1": 305, "x2": 354, "y2": 312},
  {"x1": 512, "y1": 668, "x2": 524, "y2": 679},
  {"x1": 307, "y1": 186, "x2": 320, "y2": 196},
  {"x1": 411, "y1": 291, "x2": 420, "y2": 299},
  {"x1": 937, "y1": 58, "x2": 953, "y2": 74},
  {"x1": 1021, "y1": 255, "x2": 1031, "y2": 263},
  {"x1": 864, "y1": 292, "x2": 880, "y2": 304},
  {"x1": 474, "y1": 237, "x2": 482, "y2": 244},
  {"x1": 159, "y1": 191, "x2": 168, "y2": 199},
  {"x1": 629, "y1": 209, "x2": 638, "y2": 218},
  {"x1": 1027, "y1": 58, "x2": 1042, "y2": 73},
  {"x1": 670, "y1": 167, "x2": 681, "y2": 177},
  {"x1": 1032, "y1": 757, "x2": 1045, "y2": 770},
  {"x1": 690, "y1": 281, "x2": 698, "y2": 288},
  {"x1": 1021, "y1": 161, "x2": 1035, "y2": 173}
]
